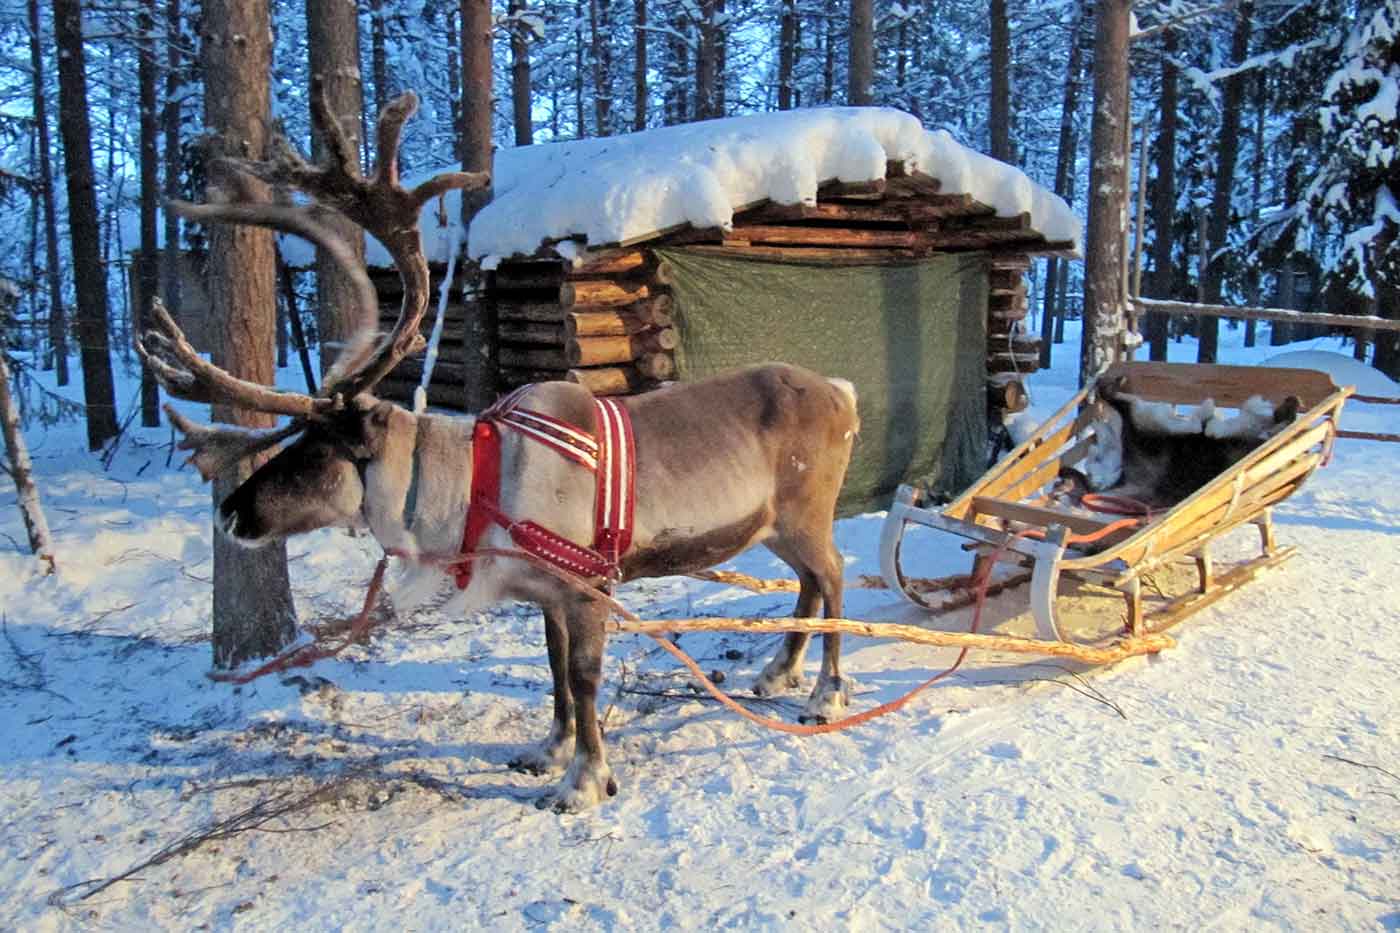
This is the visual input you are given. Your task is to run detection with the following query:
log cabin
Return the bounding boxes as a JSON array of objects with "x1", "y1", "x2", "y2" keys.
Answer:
[{"x1": 327, "y1": 109, "x2": 1080, "y2": 512}]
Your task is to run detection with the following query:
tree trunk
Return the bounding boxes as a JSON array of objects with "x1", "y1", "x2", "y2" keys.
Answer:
[
  {"x1": 510, "y1": 0, "x2": 534, "y2": 145},
  {"x1": 1197, "y1": 0, "x2": 1254, "y2": 364},
  {"x1": 778, "y1": 0, "x2": 796, "y2": 110},
  {"x1": 695, "y1": 0, "x2": 718, "y2": 119},
  {"x1": 28, "y1": 0, "x2": 67, "y2": 386},
  {"x1": 849, "y1": 0, "x2": 873, "y2": 105},
  {"x1": 0, "y1": 352, "x2": 55, "y2": 573},
  {"x1": 137, "y1": 0, "x2": 161, "y2": 427},
  {"x1": 203, "y1": 0, "x2": 297, "y2": 669},
  {"x1": 370, "y1": 0, "x2": 389, "y2": 119},
  {"x1": 1145, "y1": 29, "x2": 1179, "y2": 361},
  {"x1": 1374, "y1": 228, "x2": 1400, "y2": 378},
  {"x1": 667, "y1": 16, "x2": 688, "y2": 124},
  {"x1": 1244, "y1": 68, "x2": 1266, "y2": 349},
  {"x1": 1079, "y1": 0, "x2": 1131, "y2": 388},
  {"x1": 633, "y1": 0, "x2": 647, "y2": 130},
  {"x1": 1039, "y1": 5, "x2": 1086, "y2": 368},
  {"x1": 278, "y1": 257, "x2": 318, "y2": 393},
  {"x1": 307, "y1": 0, "x2": 367, "y2": 376},
  {"x1": 989, "y1": 0, "x2": 1012, "y2": 161},
  {"x1": 590, "y1": 0, "x2": 613, "y2": 135},
  {"x1": 823, "y1": 0, "x2": 838, "y2": 103},
  {"x1": 51, "y1": 0, "x2": 119, "y2": 450},
  {"x1": 575, "y1": 0, "x2": 587, "y2": 135},
  {"x1": 461, "y1": 0, "x2": 497, "y2": 411},
  {"x1": 161, "y1": 0, "x2": 184, "y2": 353},
  {"x1": 445, "y1": 4, "x2": 461, "y2": 156},
  {"x1": 715, "y1": 0, "x2": 728, "y2": 115}
]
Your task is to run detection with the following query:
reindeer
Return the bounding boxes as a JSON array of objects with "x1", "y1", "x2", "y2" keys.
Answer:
[{"x1": 140, "y1": 91, "x2": 860, "y2": 812}]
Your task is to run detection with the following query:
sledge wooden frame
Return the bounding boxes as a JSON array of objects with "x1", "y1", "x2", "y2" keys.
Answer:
[{"x1": 880, "y1": 361, "x2": 1351, "y2": 647}]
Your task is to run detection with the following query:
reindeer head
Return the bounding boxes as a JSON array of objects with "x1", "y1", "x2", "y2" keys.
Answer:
[
  {"x1": 216, "y1": 396, "x2": 410, "y2": 546},
  {"x1": 138, "y1": 88, "x2": 486, "y2": 547}
]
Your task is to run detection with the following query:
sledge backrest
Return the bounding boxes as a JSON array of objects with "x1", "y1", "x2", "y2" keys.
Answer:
[{"x1": 1104, "y1": 361, "x2": 1340, "y2": 410}]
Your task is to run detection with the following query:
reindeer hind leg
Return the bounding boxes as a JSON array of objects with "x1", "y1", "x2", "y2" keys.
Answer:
[{"x1": 801, "y1": 537, "x2": 851, "y2": 724}]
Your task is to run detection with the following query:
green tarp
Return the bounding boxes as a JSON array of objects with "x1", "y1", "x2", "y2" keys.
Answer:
[{"x1": 656, "y1": 249, "x2": 989, "y2": 516}]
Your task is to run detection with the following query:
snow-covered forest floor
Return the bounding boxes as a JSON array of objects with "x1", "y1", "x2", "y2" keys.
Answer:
[{"x1": 2, "y1": 323, "x2": 1398, "y2": 931}]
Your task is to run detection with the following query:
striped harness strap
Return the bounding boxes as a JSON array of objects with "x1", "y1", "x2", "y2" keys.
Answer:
[{"x1": 451, "y1": 386, "x2": 636, "y2": 591}]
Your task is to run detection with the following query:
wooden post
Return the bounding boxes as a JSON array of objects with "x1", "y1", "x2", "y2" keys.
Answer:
[{"x1": 1079, "y1": 0, "x2": 1132, "y2": 388}]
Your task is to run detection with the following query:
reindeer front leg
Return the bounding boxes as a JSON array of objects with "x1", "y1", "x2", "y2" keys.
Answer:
[
  {"x1": 509, "y1": 606, "x2": 575, "y2": 775},
  {"x1": 541, "y1": 599, "x2": 618, "y2": 812}
]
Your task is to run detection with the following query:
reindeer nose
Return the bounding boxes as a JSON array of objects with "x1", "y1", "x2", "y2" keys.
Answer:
[{"x1": 217, "y1": 496, "x2": 258, "y2": 542}]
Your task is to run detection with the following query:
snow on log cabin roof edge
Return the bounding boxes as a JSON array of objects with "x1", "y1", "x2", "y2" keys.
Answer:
[{"x1": 277, "y1": 107, "x2": 1082, "y2": 270}]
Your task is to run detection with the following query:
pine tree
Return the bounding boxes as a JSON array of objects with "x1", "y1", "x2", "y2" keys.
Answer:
[{"x1": 1304, "y1": 1, "x2": 1400, "y2": 376}]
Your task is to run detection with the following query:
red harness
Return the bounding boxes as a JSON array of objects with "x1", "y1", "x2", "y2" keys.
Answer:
[{"x1": 451, "y1": 385, "x2": 636, "y2": 590}]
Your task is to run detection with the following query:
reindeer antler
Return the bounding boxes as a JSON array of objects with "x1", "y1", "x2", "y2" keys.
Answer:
[{"x1": 139, "y1": 85, "x2": 489, "y2": 477}]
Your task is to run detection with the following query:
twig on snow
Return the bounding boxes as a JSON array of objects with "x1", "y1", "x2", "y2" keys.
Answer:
[
  {"x1": 0, "y1": 616, "x2": 70, "y2": 703},
  {"x1": 1323, "y1": 754, "x2": 1400, "y2": 783},
  {"x1": 47, "y1": 776, "x2": 350, "y2": 907}
]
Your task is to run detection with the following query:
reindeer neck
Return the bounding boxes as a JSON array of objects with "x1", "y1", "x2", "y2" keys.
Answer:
[{"x1": 381, "y1": 411, "x2": 475, "y2": 560}]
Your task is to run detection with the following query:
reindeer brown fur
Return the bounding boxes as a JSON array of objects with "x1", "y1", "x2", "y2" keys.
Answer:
[{"x1": 140, "y1": 89, "x2": 860, "y2": 812}]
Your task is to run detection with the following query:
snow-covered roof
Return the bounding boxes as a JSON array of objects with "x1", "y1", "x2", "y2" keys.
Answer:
[
  {"x1": 469, "y1": 107, "x2": 1080, "y2": 267},
  {"x1": 275, "y1": 108, "x2": 1081, "y2": 270}
]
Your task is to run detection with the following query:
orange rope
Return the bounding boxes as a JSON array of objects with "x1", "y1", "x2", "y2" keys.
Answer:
[
  {"x1": 208, "y1": 555, "x2": 390, "y2": 685},
  {"x1": 214, "y1": 517, "x2": 1105, "y2": 735}
]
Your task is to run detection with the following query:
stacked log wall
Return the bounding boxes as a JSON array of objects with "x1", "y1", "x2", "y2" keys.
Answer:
[
  {"x1": 376, "y1": 262, "x2": 479, "y2": 411},
  {"x1": 986, "y1": 256, "x2": 1036, "y2": 422},
  {"x1": 495, "y1": 249, "x2": 678, "y2": 396}
]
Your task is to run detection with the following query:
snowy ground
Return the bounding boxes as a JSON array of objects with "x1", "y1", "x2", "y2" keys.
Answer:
[{"x1": 2, "y1": 322, "x2": 1398, "y2": 931}]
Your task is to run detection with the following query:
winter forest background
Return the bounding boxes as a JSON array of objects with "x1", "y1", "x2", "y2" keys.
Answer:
[{"x1": 0, "y1": 0, "x2": 1397, "y2": 447}]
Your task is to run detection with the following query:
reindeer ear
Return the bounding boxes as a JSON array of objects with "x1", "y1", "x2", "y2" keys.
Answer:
[
  {"x1": 370, "y1": 400, "x2": 395, "y2": 427},
  {"x1": 357, "y1": 399, "x2": 401, "y2": 455}
]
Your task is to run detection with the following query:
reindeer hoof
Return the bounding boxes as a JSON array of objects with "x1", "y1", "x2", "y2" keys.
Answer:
[
  {"x1": 509, "y1": 749, "x2": 564, "y2": 776},
  {"x1": 509, "y1": 727, "x2": 575, "y2": 775},
  {"x1": 752, "y1": 665, "x2": 804, "y2": 698},
  {"x1": 799, "y1": 674, "x2": 851, "y2": 724},
  {"x1": 538, "y1": 757, "x2": 616, "y2": 812}
]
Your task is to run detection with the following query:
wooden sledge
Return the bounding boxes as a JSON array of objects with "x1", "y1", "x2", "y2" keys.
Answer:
[{"x1": 880, "y1": 361, "x2": 1351, "y2": 644}]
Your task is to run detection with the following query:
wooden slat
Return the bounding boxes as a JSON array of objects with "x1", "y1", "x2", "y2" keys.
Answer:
[
  {"x1": 738, "y1": 202, "x2": 915, "y2": 225},
  {"x1": 562, "y1": 279, "x2": 653, "y2": 307},
  {"x1": 972, "y1": 497, "x2": 1122, "y2": 537},
  {"x1": 817, "y1": 178, "x2": 886, "y2": 199},
  {"x1": 1151, "y1": 454, "x2": 1321, "y2": 560},
  {"x1": 1133, "y1": 297, "x2": 1400, "y2": 335},
  {"x1": 497, "y1": 301, "x2": 567, "y2": 324},
  {"x1": 499, "y1": 321, "x2": 565, "y2": 346},
  {"x1": 493, "y1": 262, "x2": 567, "y2": 291},
  {"x1": 678, "y1": 245, "x2": 932, "y2": 266},
  {"x1": 900, "y1": 193, "x2": 995, "y2": 220},
  {"x1": 387, "y1": 357, "x2": 466, "y2": 385},
  {"x1": 567, "y1": 366, "x2": 646, "y2": 396},
  {"x1": 566, "y1": 308, "x2": 671, "y2": 339},
  {"x1": 567, "y1": 329, "x2": 678, "y2": 367},
  {"x1": 570, "y1": 249, "x2": 652, "y2": 276},
  {"x1": 499, "y1": 345, "x2": 569, "y2": 370},
  {"x1": 727, "y1": 225, "x2": 920, "y2": 248},
  {"x1": 500, "y1": 366, "x2": 569, "y2": 387},
  {"x1": 377, "y1": 377, "x2": 464, "y2": 410}
]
